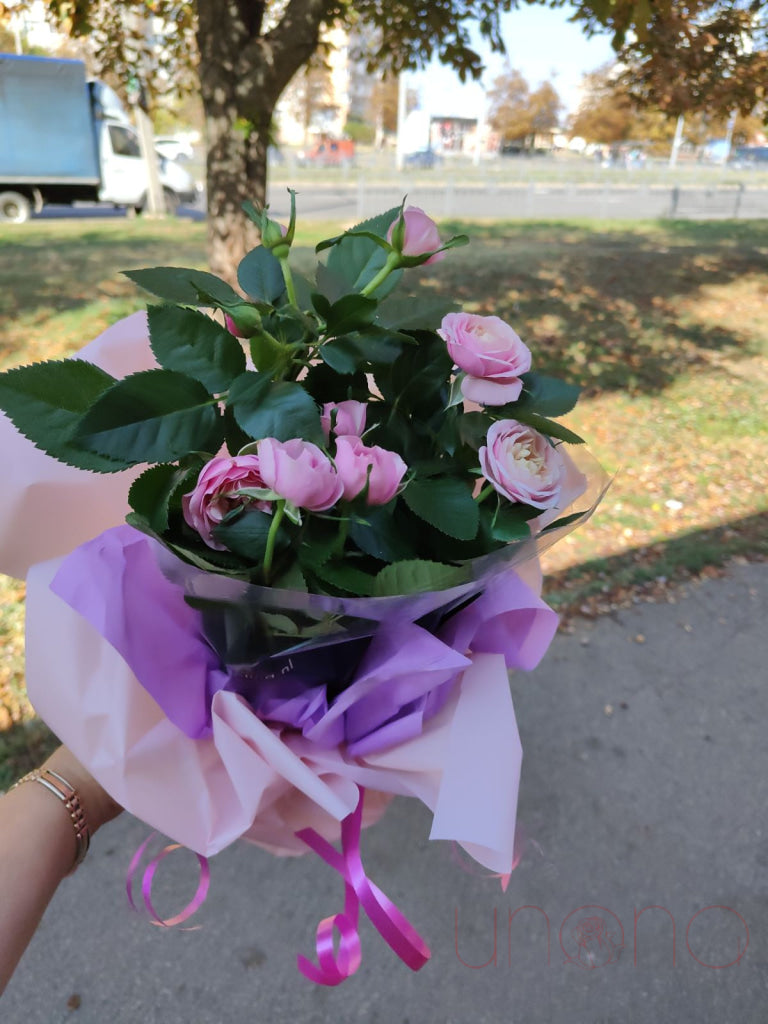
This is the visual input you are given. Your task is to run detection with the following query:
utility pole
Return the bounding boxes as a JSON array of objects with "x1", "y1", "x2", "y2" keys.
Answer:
[
  {"x1": 395, "y1": 71, "x2": 407, "y2": 171},
  {"x1": 668, "y1": 115, "x2": 685, "y2": 169}
]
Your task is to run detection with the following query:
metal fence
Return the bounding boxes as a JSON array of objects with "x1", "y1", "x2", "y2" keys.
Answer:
[{"x1": 265, "y1": 180, "x2": 768, "y2": 222}]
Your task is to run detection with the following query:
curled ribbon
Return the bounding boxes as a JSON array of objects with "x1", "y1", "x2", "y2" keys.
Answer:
[
  {"x1": 126, "y1": 832, "x2": 211, "y2": 930},
  {"x1": 296, "y1": 788, "x2": 431, "y2": 985}
]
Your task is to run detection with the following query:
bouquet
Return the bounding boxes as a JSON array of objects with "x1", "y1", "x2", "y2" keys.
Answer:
[{"x1": 0, "y1": 194, "x2": 605, "y2": 983}]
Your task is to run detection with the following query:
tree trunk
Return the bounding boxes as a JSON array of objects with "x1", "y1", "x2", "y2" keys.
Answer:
[
  {"x1": 200, "y1": 86, "x2": 266, "y2": 283},
  {"x1": 196, "y1": 0, "x2": 333, "y2": 283}
]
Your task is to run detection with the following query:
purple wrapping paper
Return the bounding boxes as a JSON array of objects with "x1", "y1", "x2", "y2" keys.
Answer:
[{"x1": 51, "y1": 525, "x2": 562, "y2": 757}]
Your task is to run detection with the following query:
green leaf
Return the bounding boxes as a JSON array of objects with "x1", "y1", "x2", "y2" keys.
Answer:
[
  {"x1": 311, "y1": 292, "x2": 332, "y2": 319},
  {"x1": 349, "y1": 505, "x2": 416, "y2": 562},
  {"x1": 515, "y1": 372, "x2": 581, "y2": 417},
  {"x1": 540, "y1": 509, "x2": 589, "y2": 534},
  {"x1": 491, "y1": 506, "x2": 537, "y2": 542},
  {"x1": 213, "y1": 508, "x2": 280, "y2": 561},
  {"x1": 75, "y1": 370, "x2": 224, "y2": 466},
  {"x1": 147, "y1": 305, "x2": 246, "y2": 394},
  {"x1": 500, "y1": 410, "x2": 586, "y2": 445},
  {"x1": 457, "y1": 411, "x2": 491, "y2": 450},
  {"x1": 321, "y1": 330, "x2": 406, "y2": 374},
  {"x1": 0, "y1": 359, "x2": 120, "y2": 472},
  {"x1": 249, "y1": 331, "x2": 289, "y2": 374},
  {"x1": 313, "y1": 561, "x2": 375, "y2": 596},
  {"x1": 377, "y1": 293, "x2": 459, "y2": 330},
  {"x1": 403, "y1": 477, "x2": 479, "y2": 541},
  {"x1": 237, "y1": 246, "x2": 285, "y2": 304},
  {"x1": 372, "y1": 559, "x2": 467, "y2": 597},
  {"x1": 123, "y1": 267, "x2": 241, "y2": 306},
  {"x1": 319, "y1": 338, "x2": 359, "y2": 374},
  {"x1": 229, "y1": 372, "x2": 323, "y2": 443},
  {"x1": 324, "y1": 294, "x2": 378, "y2": 336},
  {"x1": 128, "y1": 463, "x2": 191, "y2": 533},
  {"x1": 325, "y1": 207, "x2": 402, "y2": 292}
]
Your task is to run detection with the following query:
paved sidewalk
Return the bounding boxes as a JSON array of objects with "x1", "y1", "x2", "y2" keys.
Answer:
[{"x1": 3, "y1": 562, "x2": 767, "y2": 1024}]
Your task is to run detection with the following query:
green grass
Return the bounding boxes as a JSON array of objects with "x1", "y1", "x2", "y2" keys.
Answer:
[{"x1": 1, "y1": 214, "x2": 766, "y2": 781}]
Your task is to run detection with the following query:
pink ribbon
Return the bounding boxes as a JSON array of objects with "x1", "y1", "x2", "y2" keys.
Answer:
[
  {"x1": 296, "y1": 788, "x2": 431, "y2": 985},
  {"x1": 126, "y1": 832, "x2": 211, "y2": 929}
]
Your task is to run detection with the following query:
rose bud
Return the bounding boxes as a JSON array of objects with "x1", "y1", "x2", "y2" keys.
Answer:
[
  {"x1": 334, "y1": 436, "x2": 407, "y2": 505},
  {"x1": 320, "y1": 400, "x2": 367, "y2": 440},
  {"x1": 387, "y1": 205, "x2": 445, "y2": 265}
]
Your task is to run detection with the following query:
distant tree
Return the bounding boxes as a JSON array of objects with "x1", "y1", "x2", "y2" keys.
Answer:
[
  {"x1": 283, "y1": 58, "x2": 336, "y2": 145},
  {"x1": 572, "y1": 61, "x2": 766, "y2": 152},
  {"x1": 570, "y1": 64, "x2": 635, "y2": 144},
  {"x1": 488, "y1": 66, "x2": 562, "y2": 148},
  {"x1": 368, "y1": 74, "x2": 419, "y2": 139}
]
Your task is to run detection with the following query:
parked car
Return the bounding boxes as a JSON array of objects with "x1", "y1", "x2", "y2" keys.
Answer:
[
  {"x1": 403, "y1": 149, "x2": 441, "y2": 169},
  {"x1": 729, "y1": 146, "x2": 768, "y2": 169},
  {"x1": 296, "y1": 138, "x2": 355, "y2": 168}
]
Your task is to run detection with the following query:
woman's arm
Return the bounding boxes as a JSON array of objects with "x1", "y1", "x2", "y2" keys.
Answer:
[{"x1": 0, "y1": 746, "x2": 121, "y2": 995}]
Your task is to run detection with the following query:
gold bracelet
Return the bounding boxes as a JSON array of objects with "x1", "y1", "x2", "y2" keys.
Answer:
[{"x1": 11, "y1": 768, "x2": 91, "y2": 873}]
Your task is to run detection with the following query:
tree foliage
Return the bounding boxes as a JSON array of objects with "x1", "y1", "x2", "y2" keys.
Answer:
[
  {"x1": 488, "y1": 66, "x2": 562, "y2": 147},
  {"x1": 571, "y1": 61, "x2": 765, "y2": 150},
  {"x1": 565, "y1": 0, "x2": 768, "y2": 120}
]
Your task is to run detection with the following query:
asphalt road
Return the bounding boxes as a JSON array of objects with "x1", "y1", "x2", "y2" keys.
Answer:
[
  {"x1": 3, "y1": 561, "x2": 767, "y2": 1023},
  {"x1": 30, "y1": 181, "x2": 768, "y2": 224}
]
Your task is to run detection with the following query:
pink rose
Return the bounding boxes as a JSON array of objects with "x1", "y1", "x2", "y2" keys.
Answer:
[
  {"x1": 387, "y1": 206, "x2": 445, "y2": 265},
  {"x1": 530, "y1": 446, "x2": 588, "y2": 531},
  {"x1": 182, "y1": 454, "x2": 269, "y2": 549},
  {"x1": 439, "y1": 312, "x2": 532, "y2": 406},
  {"x1": 320, "y1": 400, "x2": 367, "y2": 440},
  {"x1": 258, "y1": 437, "x2": 343, "y2": 511},
  {"x1": 334, "y1": 436, "x2": 407, "y2": 505},
  {"x1": 479, "y1": 420, "x2": 566, "y2": 509}
]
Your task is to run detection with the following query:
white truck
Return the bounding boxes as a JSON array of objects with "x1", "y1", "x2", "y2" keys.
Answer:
[{"x1": 0, "y1": 54, "x2": 197, "y2": 223}]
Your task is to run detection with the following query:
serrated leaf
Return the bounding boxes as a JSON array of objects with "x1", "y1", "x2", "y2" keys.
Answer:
[
  {"x1": 147, "y1": 305, "x2": 246, "y2": 394},
  {"x1": 372, "y1": 559, "x2": 466, "y2": 597},
  {"x1": 128, "y1": 462, "x2": 193, "y2": 533},
  {"x1": 377, "y1": 294, "x2": 459, "y2": 330},
  {"x1": 75, "y1": 369, "x2": 224, "y2": 465},
  {"x1": 326, "y1": 207, "x2": 402, "y2": 293},
  {"x1": 540, "y1": 509, "x2": 589, "y2": 534},
  {"x1": 313, "y1": 561, "x2": 375, "y2": 596},
  {"x1": 123, "y1": 267, "x2": 241, "y2": 306},
  {"x1": 319, "y1": 338, "x2": 359, "y2": 374},
  {"x1": 491, "y1": 507, "x2": 537, "y2": 542},
  {"x1": 0, "y1": 359, "x2": 120, "y2": 472},
  {"x1": 501, "y1": 410, "x2": 585, "y2": 444},
  {"x1": 229, "y1": 373, "x2": 323, "y2": 443},
  {"x1": 349, "y1": 505, "x2": 416, "y2": 562},
  {"x1": 237, "y1": 246, "x2": 285, "y2": 304},
  {"x1": 457, "y1": 410, "x2": 491, "y2": 450},
  {"x1": 515, "y1": 373, "x2": 581, "y2": 417},
  {"x1": 213, "y1": 508, "x2": 279, "y2": 561},
  {"x1": 403, "y1": 477, "x2": 479, "y2": 541},
  {"x1": 324, "y1": 294, "x2": 378, "y2": 336}
]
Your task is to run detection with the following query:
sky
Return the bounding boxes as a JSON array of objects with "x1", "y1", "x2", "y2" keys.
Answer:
[{"x1": 409, "y1": 4, "x2": 616, "y2": 118}]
